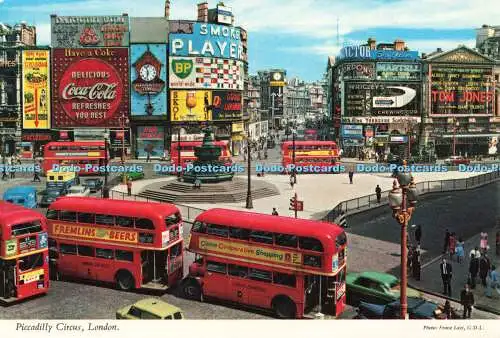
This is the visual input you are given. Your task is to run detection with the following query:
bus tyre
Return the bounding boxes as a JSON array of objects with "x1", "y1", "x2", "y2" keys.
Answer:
[
  {"x1": 116, "y1": 270, "x2": 135, "y2": 291},
  {"x1": 272, "y1": 296, "x2": 296, "y2": 319},
  {"x1": 183, "y1": 279, "x2": 202, "y2": 301}
]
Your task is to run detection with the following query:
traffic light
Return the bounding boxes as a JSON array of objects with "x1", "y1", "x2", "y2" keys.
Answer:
[{"x1": 289, "y1": 196, "x2": 296, "y2": 210}]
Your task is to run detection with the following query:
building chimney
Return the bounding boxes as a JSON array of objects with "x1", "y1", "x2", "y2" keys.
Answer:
[
  {"x1": 164, "y1": 0, "x2": 170, "y2": 18},
  {"x1": 394, "y1": 39, "x2": 405, "y2": 51},
  {"x1": 367, "y1": 37, "x2": 376, "y2": 50},
  {"x1": 197, "y1": 2, "x2": 209, "y2": 22}
]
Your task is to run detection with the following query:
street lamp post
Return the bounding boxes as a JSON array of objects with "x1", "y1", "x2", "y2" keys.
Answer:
[
  {"x1": 388, "y1": 163, "x2": 418, "y2": 319},
  {"x1": 177, "y1": 127, "x2": 182, "y2": 181},
  {"x1": 246, "y1": 132, "x2": 253, "y2": 209},
  {"x1": 292, "y1": 129, "x2": 297, "y2": 181},
  {"x1": 452, "y1": 119, "x2": 459, "y2": 156},
  {"x1": 119, "y1": 112, "x2": 129, "y2": 164},
  {"x1": 103, "y1": 137, "x2": 109, "y2": 198}
]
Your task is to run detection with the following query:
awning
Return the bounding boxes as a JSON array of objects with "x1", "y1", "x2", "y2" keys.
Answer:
[{"x1": 441, "y1": 134, "x2": 498, "y2": 138}]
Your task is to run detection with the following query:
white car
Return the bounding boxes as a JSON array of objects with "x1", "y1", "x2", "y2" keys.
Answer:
[{"x1": 66, "y1": 185, "x2": 91, "y2": 197}]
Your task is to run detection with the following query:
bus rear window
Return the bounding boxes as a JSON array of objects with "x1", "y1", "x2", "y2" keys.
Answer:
[
  {"x1": 165, "y1": 213, "x2": 181, "y2": 226},
  {"x1": 11, "y1": 221, "x2": 43, "y2": 236},
  {"x1": 336, "y1": 232, "x2": 347, "y2": 247}
]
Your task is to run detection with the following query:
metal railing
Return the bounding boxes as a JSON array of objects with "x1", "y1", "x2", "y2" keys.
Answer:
[{"x1": 324, "y1": 170, "x2": 500, "y2": 223}]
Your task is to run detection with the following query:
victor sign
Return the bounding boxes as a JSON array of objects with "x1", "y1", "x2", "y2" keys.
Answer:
[
  {"x1": 170, "y1": 23, "x2": 244, "y2": 61},
  {"x1": 52, "y1": 48, "x2": 129, "y2": 127}
]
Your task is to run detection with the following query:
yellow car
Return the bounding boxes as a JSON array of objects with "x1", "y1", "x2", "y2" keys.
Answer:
[{"x1": 116, "y1": 298, "x2": 184, "y2": 320}]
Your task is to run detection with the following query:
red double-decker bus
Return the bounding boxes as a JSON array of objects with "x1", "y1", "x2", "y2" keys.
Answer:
[
  {"x1": 304, "y1": 129, "x2": 318, "y2": 141},
  {"x1": 170, "y1": 141, "x2": 232, "y2": 167},
  {"x1": 46, "y1": 197, "x2": 184, "y2": 291},
  {"x1": 183, "y1": 208, "x2": 347, "y2": 319},
  {"x1": 0, "y1": 202, "x2": 49, "y2": 303},
  {"x1": 42, "y1": 141, "x2": 107, "y2": 175},
  {"x1": 281, "y1": 141, "x2": 340, "y2": 172}
]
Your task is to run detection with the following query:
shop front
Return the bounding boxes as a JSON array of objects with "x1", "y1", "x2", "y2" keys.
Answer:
[
  {"x1": 110, "y1": 130, "x2": 131, "y2": 160},
  {"x1": 231, "y1": 122, "x2": 244, "y2": 156},
  {"x1": 135, "y1": 126, "x2": 165, "y2": 159}
]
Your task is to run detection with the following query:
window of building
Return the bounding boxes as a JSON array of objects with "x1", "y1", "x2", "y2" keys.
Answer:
[
  {"x1": 229, "y1": 227, "x2": 250, "y2": 240},
  {"x1": 78, "y1": 213, "x2": 95, "y2": 224},
  {"x1": 273, "y1": 273, "x2": 296, "y2": 287},
  {"x1": 135, "y1": 218, "x2": 154, "y2": 230},
  {"x1": 95, "y1": 214, "x2": 115, "y2": 226},
  {"x1": 116, "y1": 216, "x2": 134, "y2": 228},
  {"x1": 249, "y1": 268, "x2": 272, "y2": 283},
  {"x1": 60, "y1": 211, "x2": 77, "y2": 222},
  {"x1": 60, "y1": 243, "x2": 77, "y2": 255},
  {"x1": 299, "y1": 237, "x2": 323, "y2": 252},
  {"x1": 275, "y1": 234, "x2": 298, "y2": 248},
  {"x1": 77, "y1": 245, "x2": 94, "y2": 257},
  {"x1": 206, "y1": 261, "x2": 227, "y2": 274},
  {"x1": 228, "y1": 264, "x2": 248, "y2": 278},
  {"x1": 115, "y1": 250, "x2": 134, "y2": 262},
  {"x1": 303, "y1": 254, "x2": 322, "y2": 268},
  {"x1": 207, "y1": 224, "x2": 229, "y2": 238},
  {"x1": 19, "y1": 252, "x2": 44, "y2": 272},
  {"x1": 46, "y1": 209, "x2": 58, "y2": 220},
  {"x1": 250, "y1": 231, "x2": 273, "y2": 244},
  {"x1": 96, "y1": 248, "x2": 114, "y2": 259}
]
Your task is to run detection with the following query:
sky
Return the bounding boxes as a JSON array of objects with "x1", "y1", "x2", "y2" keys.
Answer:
[{"x1": 0, "y1": 0, "x2": 498, "y2": 81}]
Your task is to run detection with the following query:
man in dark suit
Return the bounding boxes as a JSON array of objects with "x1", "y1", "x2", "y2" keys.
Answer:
[
  {"x1": 479, "y1": 254, "x2": 491, "y2": 287},
  {"x1": 468, "y1": 253, "x2": 479, "y2": 289},
  {"x1": 460, "y1": 284, "x2": 474, "y2": 319},
  {"x1": 440, "y1": 258, "x2": 452, "y2": 296}
]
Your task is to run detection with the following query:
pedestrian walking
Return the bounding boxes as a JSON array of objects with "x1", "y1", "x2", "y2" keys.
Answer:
[
  {"x1": 348, "y1": 170, "x2": 354, "y2": 184},
  {"x1": 375, "y1": 185, "x2": 382, "y2": 203},
  {"x1": 485, "y1": 265, "x2": 498, "y2": 298},
  {"x1": 9, "y1": 167, "x2": 15, "y2": 179},
  {"x1": 272, "y1": 208, "x2": 279, "y2": 216},
  {"x1": 33, "y1": 170, "x2": 41, "y2": 182},
  {"x1": 127, "y1": 180, "x2": 132, "y2": 196},
  {"x1": 479, "y1": 254, "x2": 491, "y2": 287},
  {"x1": 146, "y1": 151, "x2": 151, "y2": 163},
  {"x1": 443, "y1": 229, "x2": 451, "y2": 254},
  {"x1": 470, "y1": 247, "x2": 481, "y2": 259},
  {"x1": 440, "y1": 258, "x2": 452, "y2": 296},
  {"x1": 289, "y1": 174, "x2": 295, "y2": 188},
  {"x1": 415, "y1": 224, "x2": 422, "y2": 245},
  {"x1": 480, "y1": 232, "x2": 488, "y2": 254},
  {"x1": 456, "y1": 237, "x2": 465, "y2": 264},
  {"x1": 468, "y1": 253, "x2": 479, "y2": 289},
  {"x1": 412, "y1": 247, "x2": 421, "y2": 281},
  {"x1": 1, "y1": 168, "x2": 7, "y2": 181},
  {"x1": 460, "y1": 284, "x2": 474, "y2": 319},
  {"x1": 449, "y1": 232, "x2": 457, "y2": 261}
]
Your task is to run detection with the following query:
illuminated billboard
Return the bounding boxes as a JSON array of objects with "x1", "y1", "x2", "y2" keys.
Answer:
[
  {"x1": 22, "y1": 50, "x2": 51, "y2": 129},
  {"x1": 376, "y1": 62, "x2": 421, "y2": 81},
  {"x1": 170, "y1": 90, "x2": 212, "y2": 122}
]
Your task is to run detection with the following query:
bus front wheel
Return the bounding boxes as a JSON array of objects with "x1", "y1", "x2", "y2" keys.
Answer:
[
  {"x1": 272, "y1": 296, "x2": 296, "y2": 319},
  {"x1": 116, "y1": 270, "x2": 135, "y2": 291},
  {"x1": 183, "y1": 279, "x2": 202, "y2": 301}
]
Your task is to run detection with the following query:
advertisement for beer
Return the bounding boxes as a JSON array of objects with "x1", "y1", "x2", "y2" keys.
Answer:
[{"x1": 170, "y1": 90, "x2": 213, "y2": 122}]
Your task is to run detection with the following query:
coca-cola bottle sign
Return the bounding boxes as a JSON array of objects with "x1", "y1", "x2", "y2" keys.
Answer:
[{"x1": 59, "y1": 58, "x2": 123, "y2": 126}]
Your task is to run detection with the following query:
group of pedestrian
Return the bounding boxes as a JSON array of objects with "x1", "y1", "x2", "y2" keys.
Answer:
[
  {"x1": 1, "y1": 154, "x2": 22, "y2": 180},
  {"x1": 443, "y1": 229, "x2": 465, "y2": 263}
]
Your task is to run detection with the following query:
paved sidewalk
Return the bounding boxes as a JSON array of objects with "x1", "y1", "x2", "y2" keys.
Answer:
[{"x1": 410, "y1": 227, "x2": 500, "y2": 315}]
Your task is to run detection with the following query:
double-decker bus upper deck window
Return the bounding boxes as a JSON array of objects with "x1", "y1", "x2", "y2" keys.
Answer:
[
  {"x1": 48, "y1": 146, "x2": 56, "y2": 151},
  {"x1": 249, "y1": 268, "x2": 272, "y2": 283},
  {"x1": 139, "y1": 233, "x2": 154, "y2": 244},
  {"x1": 229, "y1": 227, "x2": 250, "y2": 240},
  {"x1": 11, "y1": 221, "x2": 43, "y2": 236},
  {"x1": 165, "y1": 213, "x2": 181, "y2": 226},
  {"x1": 89, "y1": 146, "x2": 98, "y2": 150},
  {"x1": 95, "y1": 214, "x2": 115, "y2": 226},
  {"x1": 47, "y1": 209, "x2": 59, "y2": 220},
  {"x1": 135, "y1": 218, "x2": 154, "y2": 230},
  {"x1": 207, "y1": 224, "x2": 228, "y2": 238},
  {"x1": 192, "y1": 221, "x2": 207, "y2": 233},
  {"x1": 19, "y1": 252, "x2": 44, "y2": 272},
  {"x1": 206, "y1": 261, "x2": 226, "y2": 274},
  {"x1": 303, "y1": 254, "x2": 322, "y2": 267},
  {"x1": 60, "y1": 211, "x2": 77, "y2": 222},
  {"x1": 228, "y1": 264, "x2": 248, "y2": 278},
  {"x1": 96, "y1": 248, "x2": 114, "y2": 259},
  {"x1": 77, "y1": 245, "x2": 94, "y2": 257},
  {"x1": 116, "y1": 216, "x2": 134, "y2": 228},
  {"x1": 299, "y1": 237, "x2": 323, "y2": 252},
  {"x1": 60, "y1": 244, "x2": 77, "y2": 255},
  {"x1": 250, "y1": 231, "x2": 273, "y2": 244},
  {"x1": 78, "y1": 213, "x2": 95, "y2": 224},
  {"x1": 275, "y1": 234, "x2": 298, "y2": 248},
  {"x1": 336, "y1": 232, "x2": 347, "y2": 248}
]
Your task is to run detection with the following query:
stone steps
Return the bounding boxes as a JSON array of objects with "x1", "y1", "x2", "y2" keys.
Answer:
[{"x1": 161, "y1": 182, "x2": 249, "y2": 193}]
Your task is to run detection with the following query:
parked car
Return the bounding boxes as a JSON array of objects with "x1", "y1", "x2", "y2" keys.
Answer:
[
  {"x1": 116, "y1": 298, "x2": 184, "y2": 320},
  {"x1": 66, "y1": 185, "x2": 90, "y2": 197},
  {"x1": 355, "y1": 297, "x2": 452, "y2": 319},
  {"x1": 39, "y1": 187, "x2": 67, "y2": 207},
  {"x1": 444, "y1": 156, "x2": 470, "y2": 165},
  {"x1": 2, "y1": 186, "x2": 38, "y2": 208},
  {"x1": 121, "y1": 171, "x2": 145, "y2": 181},
  {"x1": 83, "y1": 178, "x2": 103, "y2": 193},
  {"x1": 346, "y1": 272, "x2": 422, "y2": 306}
]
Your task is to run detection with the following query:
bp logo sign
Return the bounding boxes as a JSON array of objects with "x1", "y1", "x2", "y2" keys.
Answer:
[{"x1": 172, "y1": 59, "x2": 193, "y2": 79}]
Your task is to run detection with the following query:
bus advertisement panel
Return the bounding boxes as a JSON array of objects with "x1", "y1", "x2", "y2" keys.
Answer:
[{"x1": 281, "y1": 141, "x2": 340, "y2": 172}]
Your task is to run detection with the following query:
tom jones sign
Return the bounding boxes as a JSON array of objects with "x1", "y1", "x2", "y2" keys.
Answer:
[
  {"x1": 51, "y1": 15, "x2": 129, "y2": 48},
  {"x1": 52, "y1": 48, "x2": 129, "y2": 127}
]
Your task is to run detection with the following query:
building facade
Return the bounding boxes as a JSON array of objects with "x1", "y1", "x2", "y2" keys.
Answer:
[
  {"x1": 0, "y1": 22, "x2": 37, "y2": 156},
  {"x1": 330, "y1": 39, "x2": 422, "y2": 159}
]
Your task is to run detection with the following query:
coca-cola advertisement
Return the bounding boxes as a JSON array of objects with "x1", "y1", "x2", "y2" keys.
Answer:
[{"x1": 52, "y1": 48, "x2": 129, "y2": 127}]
